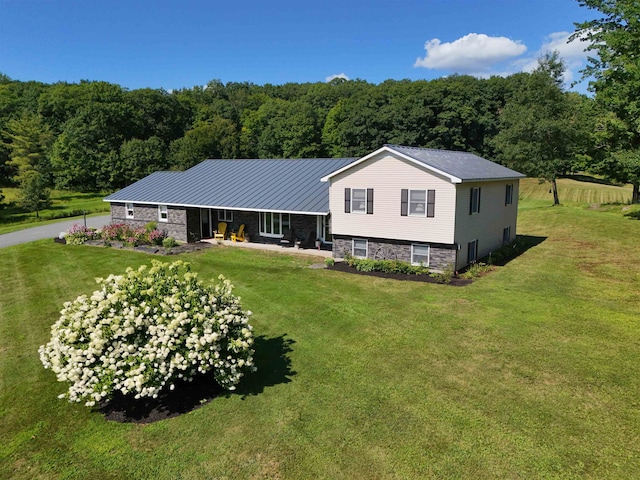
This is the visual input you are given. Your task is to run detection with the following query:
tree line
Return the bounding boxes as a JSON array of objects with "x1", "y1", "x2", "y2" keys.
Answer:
[{"x1": 1, "y1": 0, "x2": 638, "y2": 213}]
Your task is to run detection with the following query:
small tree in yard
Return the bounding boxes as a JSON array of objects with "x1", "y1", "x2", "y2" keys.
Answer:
[
  {"x1": 39, "y1": 260, "x2": 255, "y2": 406},
  {"x1": 17, "y1": 170, "x2": 50, "y2": 218}
]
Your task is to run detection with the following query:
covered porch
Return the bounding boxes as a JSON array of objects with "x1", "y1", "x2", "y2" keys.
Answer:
[{"x1": 191, "y1": 207, "x2": 333, "y2": 251}]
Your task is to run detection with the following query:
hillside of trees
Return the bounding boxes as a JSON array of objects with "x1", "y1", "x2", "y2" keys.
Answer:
[{"x1": 1, "y1": 28, "x2": 639, "y2": 214}]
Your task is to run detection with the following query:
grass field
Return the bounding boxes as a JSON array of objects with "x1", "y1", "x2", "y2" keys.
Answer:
[
  {"x1": 1, "y1": 180, "x2": 640, "y2": 479},
  {"x1": 520, "y1": 175, "x2": 633, "y2": 205},
  {"x1": 0, "y1": 188, "x2": 110, "y2": 235}
]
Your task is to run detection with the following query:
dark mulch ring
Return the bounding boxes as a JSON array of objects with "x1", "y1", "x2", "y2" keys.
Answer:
[
  {"x1": 98, "y1": 372, "x2": 226, "y2": 424},
  {"x1": 327, "y1": 261, "x2": 472, "y2": 286},
  {"x1": 79, "y1": 239, "x2": 213, "y2": 255}
]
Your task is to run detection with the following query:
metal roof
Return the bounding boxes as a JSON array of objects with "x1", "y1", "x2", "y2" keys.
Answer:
[
  {"x1": 105, "y1": 157, "x2": 356, "y2": 214},
  {"x1": 321, "y1": 145, "x2": 525, "y2": 183}
]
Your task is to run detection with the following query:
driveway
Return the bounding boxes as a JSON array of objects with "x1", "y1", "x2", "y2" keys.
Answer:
[{"x1": 0, "y1": 215, "x2": 111, "y2": 248}]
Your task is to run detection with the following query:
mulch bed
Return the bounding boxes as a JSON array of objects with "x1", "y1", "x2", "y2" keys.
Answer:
[
  {"x1": 327, "y1": 261, "x2": 472, "y2": 286},
  {"x1": 79, "y1": 239, "x2": 213, "y2": 255},
  {"x1": 98, "y1": 372, "x2": 225, "y2": 424}
]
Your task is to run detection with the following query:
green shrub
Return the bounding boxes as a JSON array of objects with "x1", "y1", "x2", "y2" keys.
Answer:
[
  {"x1": 325, "y1": 258, "x2": 335, "y2": 267},
  {"x1": 163, "y1": 236, "x2": 178, "y2": 249},
  {"x1": 38, "y1": 260, "x2": 256, "y2": 406},
  {"x1": 345, "y1": 257, "x2": 430, "y2": 275},
  {"x1": 145, "y1": 221, "x2": 158, "y2": 232}
]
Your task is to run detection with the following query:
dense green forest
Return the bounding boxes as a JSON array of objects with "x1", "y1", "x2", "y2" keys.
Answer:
[{"x1": 2, "y1": 0, "x2": 640, "y2": 212}]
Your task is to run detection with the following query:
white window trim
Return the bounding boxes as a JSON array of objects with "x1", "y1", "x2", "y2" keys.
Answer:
[
  {"x1": 506, "y1": 184, "x2": 514, "y2": 205},
  {"x1": 411, "y1": 244, "x2": 430, "y2": 267},
  {"x1": 468, "y1": 239, "x2": 478, "y2": 263},
  {"x1": 158, "y1": 204, "x2": 168, "y2": 223},
  {"x1": 125, "y1": 202, "x2": 134, "y2": 219},
  {"x1": 259, "y1": 212, "x2": 290, "y2": 238},
  {"x1": 218, "y1": 209, "x2": 233, "y2": 222},
  {"x1": 471, "y1": 187, "x2": 480, "y2": 214},
  {"x1": 352, "y1": 238, "x2": 368, "y2": 258},
  {"x1": 409, "y1": 189, "x2": 427, "y2": 217},
  {"x1": 351, "y1": 188, "x2": 367, "y2": 214},
  {"x1": 503, "y1": 226, "x2": 511, "y2": 244}
]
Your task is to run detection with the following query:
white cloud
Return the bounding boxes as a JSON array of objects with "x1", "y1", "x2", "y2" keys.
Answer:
[
  {"x1": 517, "y1": 31, "x2": 592, "y2": 84},
  {"x1": 414, "y1": 33, "x2": 527, "y2": 72},
  {"x1": 325, "y1": 72, "x2": 350, "y2": 82},
  {"x1": 413, "y1": 30, "x2": 593, "y2": 90}
]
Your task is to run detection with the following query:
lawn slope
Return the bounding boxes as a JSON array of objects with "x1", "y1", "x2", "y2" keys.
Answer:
[{"x1": 1, "y1": 195, "x2": 639, "y2": 479}]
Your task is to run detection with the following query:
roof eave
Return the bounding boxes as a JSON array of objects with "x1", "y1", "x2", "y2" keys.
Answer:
[{"x1": 104, "y1": 199, "x2": 329, "y2": 215}]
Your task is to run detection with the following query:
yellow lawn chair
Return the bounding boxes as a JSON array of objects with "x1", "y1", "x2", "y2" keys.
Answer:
[
  {"x1": 231, "y1": 224, "x2": 245, "y2": 242},
  {"x1": 214, "y1": 222, "x2": 227, "y2": 240}
]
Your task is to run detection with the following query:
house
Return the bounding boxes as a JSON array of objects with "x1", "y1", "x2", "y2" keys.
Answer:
[
  {"x1": 104, "y1": 144, "x2": 524, "y2": 271},
  {"x1": 321, "y1": 145, "x2": 524, "y2": 271}
]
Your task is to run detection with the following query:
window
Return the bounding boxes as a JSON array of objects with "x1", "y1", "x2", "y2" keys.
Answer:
[
  {"x1": 505, "y1": 184, "x2": 514, "y2": 205},
  {"x1": 158, "y1": 205, "x2": 168, "y2": 222},
  {"x1": 411, "y1": 244, "x2": 430, "y2": 266},
  {"x1": 402, "y1": 189, "x2": 436, "y2": 217},
  {"x1": 352, "y1": 188, "x2": 366, "y2": 213},
  {"x1": 352, "y1": 238, "x2": 368, "y2": 258},
  {"x1": 470, "y1": 187, "x2": 481, "y2": 214},
  {"x1": 503, "y1": 226, "x2": 511, "y2": 244},
  {"x1": 467, "y1": 239, "x2": 478, "y2": 264},
  {"x1": 345, "y1": 188, "x2": 373, "y2": 214},
  {"x1": 260, "y1": 212, "x2": 290, "y2": 237},
  {"x1": 125, "y1": 203, "x2": 134, "y2": 219},
  {"x1": 218, "y1": 209, "x2": 233, "y2": 222},
  {"x1": 409, "y1": 190, "x2": 426, "y2": 216}
]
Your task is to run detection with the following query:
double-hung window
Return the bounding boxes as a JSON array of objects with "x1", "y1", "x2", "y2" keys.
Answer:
[
  {"x1": 218, "y1": 209, "x2": 233, "y2": 222},
  {"x1": 505, "y1": 184, "x2": 514, "y2": 205},
  {"x1": 344, "y1": 188, "x2": 374, "y2": 214},
  {"x1": 468, "y1": 239, "x2": 478, "y2": 264},
  {"x1": 125, "y1": 203, "x2": 134, "y2": 219},
  {"x1": 411, "y1": 244, "x2": 430, "y2": 266},
  {"x1": 158, "y1": 205, "x2": 168, "y2": 222},
  {"x1": 503, "y1": 226, "x2": 511, "y2": 244},
  {"x1": 401, "y1": 189, "x2": 435, "y2": 217},
  {"x1": 260, "y1": 212, "x2": 290, "y2": 237},
  {"x1": 470, "y1": 187, "x2": 481, "y2": 214},
  {"x1": 352, "y1": 238, "x2": 368, "y2": 258}
]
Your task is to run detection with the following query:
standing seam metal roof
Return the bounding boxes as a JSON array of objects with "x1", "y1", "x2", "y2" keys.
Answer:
[
  {"x1": 385, "y1": 144, "x2": 525, "y2": 181},
  {"x1": 104, "y1": 158, "x2": 357, "y2": 214}
]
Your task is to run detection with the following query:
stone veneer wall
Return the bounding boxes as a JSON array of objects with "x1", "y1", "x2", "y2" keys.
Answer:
[
  {"x1": 110, "y1": 203, "x2": 189, "y2": 242},
  {"x1": 332, "y1": 235, "x2": 457, "y2": 272}
]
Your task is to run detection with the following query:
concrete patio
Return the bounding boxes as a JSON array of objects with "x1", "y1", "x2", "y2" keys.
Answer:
[{"x1": 202, "y1": 238, "x2": 333, "y2": 258}]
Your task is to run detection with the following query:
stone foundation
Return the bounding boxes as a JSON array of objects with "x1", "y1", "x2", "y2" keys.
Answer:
[{"x1": 332, "y1": 235, "x2": 457, "y2": 272}]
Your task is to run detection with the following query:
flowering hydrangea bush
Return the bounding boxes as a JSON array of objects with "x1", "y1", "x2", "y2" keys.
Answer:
[
  {"x1": 39, "y1": 260, "x2": 255, "y2": 406},
  {"x1": 65, "y1": 223, "x2": 99, "y2": 245}
]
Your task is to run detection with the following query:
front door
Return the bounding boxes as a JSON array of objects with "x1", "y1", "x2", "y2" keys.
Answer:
[
  {"x1": 317, "y1": 214, "x2": 332, "y2": 244},
  {"x1": 200, "y1": 209, "x2": 211, "y2": 238}
]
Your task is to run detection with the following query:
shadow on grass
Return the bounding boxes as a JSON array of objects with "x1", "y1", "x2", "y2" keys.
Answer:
[
  {"x1": 623, "y1": 208, "x2": 640, "y2": 220},
  {"x1": 560, "y1": 174, "x2": 622, "y2": 186},
  {"x1": 99, "y1": 334, "x2": 295, "y2": 424},
  {"x1": 485, "y1": 234, "x2": 546, "y2": 267}
]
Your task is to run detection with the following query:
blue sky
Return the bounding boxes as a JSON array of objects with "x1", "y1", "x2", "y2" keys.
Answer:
[{"x1": 0, "y1": 0, "x2": 597, "y2": 91}]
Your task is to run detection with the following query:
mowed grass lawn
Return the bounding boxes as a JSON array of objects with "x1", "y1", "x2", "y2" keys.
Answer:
[
  {"x1": 0, "y1": 188, "x2": 110, "y2": 235},
  {"x1": 1, "y1": 188, "x2": 640, "y2": 478}
]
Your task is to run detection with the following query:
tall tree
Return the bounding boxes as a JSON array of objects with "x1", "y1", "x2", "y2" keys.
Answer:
[
  {"x1": 3, "y1": 112, "x2": 53, "y2": 182},
  {"x1": 494, "y1": 52, "x2": 577, "y2": 205},
  {"x1": 574, "y1": 0, "x2": 640, "y2": 202}
]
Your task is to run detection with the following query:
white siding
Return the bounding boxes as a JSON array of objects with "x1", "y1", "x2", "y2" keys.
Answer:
[
  {"x1": 329, "y1": 153, "x2": 457, "y2": 244},
  {"x1": 453, "y1": 180, "x2": 520, "y2": 269}
]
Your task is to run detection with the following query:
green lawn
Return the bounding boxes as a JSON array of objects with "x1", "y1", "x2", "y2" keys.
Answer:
[
  {"x1": 1, "y1": 190, "x2": 640, "y2": 478},
  {"x1": 520, "y1": 175, "x2": 633, "y2": 205},
  {"x1": 0, "y1": 188, "x2": 110, "y2": 234}
]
